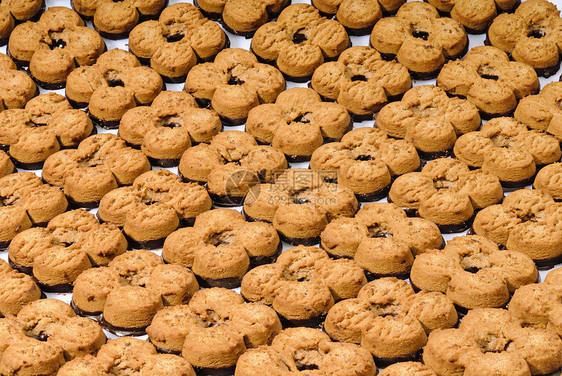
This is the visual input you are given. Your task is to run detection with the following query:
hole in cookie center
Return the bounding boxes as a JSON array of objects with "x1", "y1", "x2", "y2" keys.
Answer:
[
  {"x1": 528, "y1": 29, "x2": 545, "y2": 38},
  {"x1": 355, "y1": 155, "x2": 373, "y2": 161},
  {"x1": 107, "y1": 79, "x2": 125, "y2": 87},
  {"x1": 463, "y1": 266, "x2": 479, "y2": 274},
  {"x1": 297, "y1": 365, "x2": 319, "y2": 371},
  {"x1": 480, "y1": 74, "x2": 499, "y2": 81},
  {"x1": 293, "y1": 197, "x2": 310, "y2": 205},
  {"x1": 49, "y1": 39, "x2": 66, "y2": 50},
  {"x1": 227, "y1": 77, "x2": 244, "y2": 85},
  {"x1": 293, "y1": 115, "x2": 310, "y2": 124},
  {"x1": 380, "y1": 312, "x2": 398, "y2": 318},
  {"x1": 412, "y1": 30, "x2": 429, "y2": 40},
  {"x1": 477, "y1": 65, "x2": 499, "y2": 81},
  {"x1": 293, "y1": 29, "x2": 308, "y2": 44},
  {"x1": 351, "y1": 75, "x2": 368, "y2": 82},
  {"x1": 367, "y1": 224, "x2": 392, "y2": 238},
  {"x1": 166, "y1": 33, "x2": 184, "y2": 43}
]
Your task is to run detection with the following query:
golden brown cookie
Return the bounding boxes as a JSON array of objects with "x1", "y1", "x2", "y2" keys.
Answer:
[
  {"x1": 42, "y1": 133, "x2": 151, "y2": 208},
  {"x1": 96, "y1": 337, "x2": 158, "y2": 374},
  {"x1": 8, "y1": 7, "x2": 104, "y2": 89},
  {"x1": 488, "y1": 0, "x2": 562, "y2": 77},
  {"x1": 310, "y1": 128, "x2": 420, "y2": 201},
  {"x1": 437, "y1": 46, "x2": 539, "y2": 118},
  {"x1": 185, "y1": 48, "x2": 285, "y2": 125},
  {"x1": 0, "y1": 53, "x2": 36, "y2": 111},
  {"x1": 311, "y1": 46, "x2": 411, "y2": 120},
  {"x1": 251, "y1": 3, "x2": 350, "y2": 81},
  {"x1": 98, "y1": 169, "x2": 212, "y2": 248},
  {"x1": 0, "y1": 0, "x2": 43, "y2": 45},
  {"x1": 534, "y1": 163, "x2": 562, "y2": 200},
  {"x1": 246, "y1": 87, "x2": 351, "y2": 161},
  {"x1": 65, "y1": 48, "x2": 163, "y2": 128},
  {"x1": 241, "y1": 246, "x2": 366, "y2": 326},
  {"x1": 129, "y1": 3, "x2": 227, "y2": 81},
  {"x1": 119, "y1": 91, "x2": 221, "y2": 166},
  {"x1": 379, "y1": 362, "x2": 437, "y2": 376},
  {"x1": 0, "y1": 93, "x2": 93, "y2": 169},
  {"x1": 0, "y1": 259, "x2": 41, "y2": 316},
  {"x1": 378, "y1": 85, "x2": 480, "y2": 158},
  {"x1": 454, "y1": 117, "x2": 561, "y2": 187},
  {"x1": 515, "y1": 81, "x2": 562, "y2": 140},
  {"x1": 370, "y1": 1, "x2": 467, "y2": 79},
  {"x1": 388, "y1": 158, "x2": 503, "y2": 232}
]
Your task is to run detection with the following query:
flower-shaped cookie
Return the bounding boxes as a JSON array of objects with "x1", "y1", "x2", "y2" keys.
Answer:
[
  {"x1": 196, "y1": 0, "x2": 289, "y2": 36},
  {"x1": 325, "y1": 277, "x2": 457, "y2": 363},
  {"x1": 515, "y1": 81, "x2": 562, "y2": 140},
  {"x1": 163, "y1": 208, "x2": 280, "y2": 288},
  {"x1": 488, "y1": 0, "x2": 562, "y2": 77},
  {"x1": 98, "y1": 170, "x2": 212, "y2": 249},
  {"x1": 389, "y1": 158, "x2": 504, "y2": 232},
  {"x1": 246, "y1": 87, "x2": 351, "y2": 161},
  {"x1": 0, "y1": 53, "x2": 36, "y2": 111},
  {"x1": 311, "y1": 46, "x2": 411, "y2": 120},
  {"x1": 71, "y1": 0, "x2": 166, "y2": 39},
  {"x1": 42, "y1": 133, "x2": 151, "y2": 208},
  {"x1": 320, "y1": 202, "x2": 444, "y2": 278},
  {"x1": 243, "y1": 169, "x2": 359, "y2": 245},
  {"x1": 8, "y1": 7, "x2": 105, "y2": 90},
  {"x1": 424, "y1": 308, "x2": 562, "y2": 375},
  {"x1": 129, "y1": 3, "x2": 227, "y2": 81},
  {"x1": 313, "y1": 0, "x2": 405, "y2": 34},
  {"x1": 236, "y1": 327, "x2": 377, "y2": 376},
  {"x1": 454, "y1": 117, "x2": 561, "y2": 187},
  {"x1": 119, "y1": 91, "x2": 221, "y2": 167},
  {"x1": 185, "y1": 48, "x2": 285, "y2": 125},
  {"x1": 0, "y1": 0, "x2": 43, "y2": 45},
  {"x1": 509, "y1": 267, "x2": 562, "y2": 338},
  {"x1": 8, "y1": 209, "x2": 127, "y2": 292},
  {"x1": 0, "y1": 259, "x2": 41, "y2": 316},
  {"x1": 148, "y1": 287, "x2": 281, "y2": 373},
  {"x1": 310, "y1": 128, "x2": 420, "y2": 200},
  {"x1": 411, "y1": 235, "x2": 538, "y2": 311},
  {"x1": 377, "y1": 85, "x2": 481, "y2": 158},
  {"x1": 65, "y1": 49, "x2": 163, "y2": 128},
  {"x1": 0, "y1": 93, "x2": 93, "y2": 169},
  {"x1": 472, "y1": 188, "x2": 562, "y2": 267},
  {"x1": 370, "y1": 2, "x2": 468, "y2": 79},
  {"x1": 427, "y1": 0, "x2": 519, "y2": 33},
  {"x1": 241, "y1": 246, "x2": 367, "y2": 325},
  {"x1": 71, "y1": 250, "x2": 199, "y2": 335},
  {"x1": 251, "y1": 4, "x2": 350, "y2": 81},
  {"x1": 437, "y1": 46, "x2": 539, "y2": 118},
  {"x1": 0, "y1": 172, "x2": 68, "y2": 249},
  {"x1": 179, "y1": 131, "x2": 287, "y2": 206}
]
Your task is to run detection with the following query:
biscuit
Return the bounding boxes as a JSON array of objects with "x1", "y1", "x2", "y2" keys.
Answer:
[
  {"x1": 0, "y1": 259, "x2": 41, "y2": 316},
  {"x1": 514, "y1": 81, "x2": 562, "y2": 140},
  {"x1": 0, "y1": 53, "x2": 36, "y2": 111},
  {"x1": 0, "y1": 0, "x2": 43, "y2": 45}
]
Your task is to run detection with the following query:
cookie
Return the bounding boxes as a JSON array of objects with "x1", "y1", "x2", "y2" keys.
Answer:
[
  {"x1": 0, "y1": 0, "x2": 43, "y2": 45},
  {"x1": 454, "y1": 117, "x2": 561, "y2": 187},
  {"x1": 437, "y1": 46, "x2": 539, "y2": 118},
  {"x1": 65, "y1": 48, "x2": 163, "y2": 128},
  {"x1": 185, "y1": 48, "x2": 285, "y2": 125},
  {"x1": 0, "y1": 172, "x2": 68, "y2": 248},
  {"x1": 96, "y1": 337, "x2": 158, "y2": 374},
  {"x1": 379, "y1": 362, "x2": 437, "y2": 376},
  {"x1": 0, "y1": 337, "x2": 64, "y2": 375},
  {"x1": 0, "y1": 259, "x2": 41, "y2": 316},
  {"x1": 129, "y1": 3, "x2": 227, "y2": 81},
  {"x1": 16, "y1": 298, "x2": 76, "y2": 339},
  {"x1": 8, "y1": 7, "x2": 105, "y2": 89},
  {"x1": 377, "y1": 85, "x2": 481, "y2": 159},
  {"x1": 140, "y1": 354, "x2": 196, "y2": 376},
  {"x1": 370, "y1": 1, "x2": 468, "y2": 79},
  {"x1": 251, "y1": 3, "x2": 350, "y2": 81},
  {"x1": 71, "y1": 0, "x2": 166, "y2": 39},
  {"x1": 487, "y1": 0, "x2": 561, "y2": 77},
  {"x1": 310, "y1": 128, "x2": 420, "y2": 201},
  {"x1": 42, "y1": 133, "x2": 151, "y2": 208},
  {"x1": 534, "y1": 163, "x2": 562, "y2": 200},
  {"x1": 312, "y1": 0, "x2": 405, "y2": 34},
  {"x1": 411, "y1": 235, "x2": 538, "y2": 312},
  {"x1": 472, "y1": 188, "x2": 562, "y2": 267},
  {"x1": 0, "y1": 53, "x2": 36, "y2": 111},
  {"x1": 241, "y1": 245, "x2": 366, "y2": 326},
  {"x1": 0, "y1": 93, "x2": 93, "y2": 169},
  {"x1": 514, "y1": 81, "x2": 562, "y2": 140},
  {"x1": 424, "y1": 308, "x2": 562, "y2": 376},
  {"x1": 163, "y1": 208, "x2": 280, "y2": 287},
  {"x1": 235, "y1": 327, "x2": 377, "y2": 376},
  {"x1": 8, "y1": 209, "x2": 126, "y2": 292},
  {"x1": 311, "y1": 46, "x2": 411, "y2": 120},
  {"x1": 196, "y1": 0, "x2": 289, "y2": 37},
  {"x1": 325, "y1": 278, "x2": 457, "y2": 363},
  {"x1": 246, "y1": 87, "x2": 351, "y2": 161},
  {"x1": 98, "y1": 169, "x2": 212, "y2": 248},
  {"x1": 320, "y1": 202, "x2": 444, "y2": 276},
  {"x1": 119, "y1": 91, "x2": 221, "y2": 166},
  {"x1": 178, "y1": 131, "x2": 287, "y2": 206},
  {"x1": 0, "y1": 151, "x2": 14, "y2": 178},
  {"x1": 389, "y1": 158, "x2": 503, "y2": 232},
  {"x1": 56, "y1": 355, "x2": 105, "y2": 376},
  {"x1": 427, "y1": 0, "x2": 519, "y2": 33}
]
